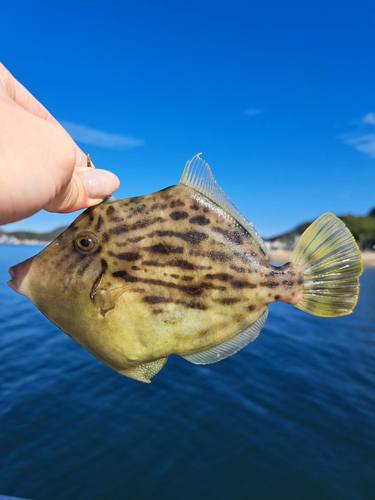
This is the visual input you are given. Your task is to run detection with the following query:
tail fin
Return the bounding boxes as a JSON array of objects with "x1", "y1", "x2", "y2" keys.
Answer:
[{"x1": 290, "y1": 213, "x2": 363, "y2": 317}]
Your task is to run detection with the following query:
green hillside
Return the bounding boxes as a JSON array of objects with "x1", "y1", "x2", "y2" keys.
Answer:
[
  {"x1": 0, "y1": 226, "x2": 66, "y2": 242},
  {"x1": 269, "y1": 208, "x2": 375, "y2": 250}
]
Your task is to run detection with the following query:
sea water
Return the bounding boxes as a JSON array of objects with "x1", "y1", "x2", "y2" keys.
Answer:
[{"x1": 0, "y1": 245, "x2": 374, "y2": 500}]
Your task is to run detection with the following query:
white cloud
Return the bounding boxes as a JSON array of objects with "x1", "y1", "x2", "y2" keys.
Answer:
[
  {"x1": 61, "y1": 121, "x2": 145, "y2": 150},
  {"x1": 244, "y1": 108, "x2": 262, "y2": 116},
  {"x1": 341, "y1": 112, "x2": 375, "y2": 159},
  {"x1": 342, "y1": 134, "x2": 375, "y2": 159},
  {"x1": 362, "y1": 112, "x2": 375, "y2": 125}
]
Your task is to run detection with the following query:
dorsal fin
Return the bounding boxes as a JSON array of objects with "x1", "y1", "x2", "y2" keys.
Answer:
[
  {"x1": 180, "y1": 154, "x2": 268, "y2": 257},
  {"x1": 182, "y1": 307, "x2": 268, "y2": 365}
]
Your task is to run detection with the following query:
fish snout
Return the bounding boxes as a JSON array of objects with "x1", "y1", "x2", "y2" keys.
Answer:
[{"x1": 8, "y1": 257, "x2": 34, "y2": 296}]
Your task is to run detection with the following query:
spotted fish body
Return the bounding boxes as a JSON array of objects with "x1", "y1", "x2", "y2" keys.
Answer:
[{"x1": 8, "y1": 155, "x2": 363, "y2": 382}]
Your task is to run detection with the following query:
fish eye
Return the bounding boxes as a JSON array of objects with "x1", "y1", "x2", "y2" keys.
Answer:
[{"x1": 74, "y1": 232, "x2": 99, "y2": 254}]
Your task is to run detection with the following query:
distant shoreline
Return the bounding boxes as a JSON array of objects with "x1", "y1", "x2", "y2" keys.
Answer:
[
  {"x1": 269, "y1": 249, "x2": 375, "y2": 267},
  {"x1": 0, "y1": 240, "x2": 47, "y2": 247}
]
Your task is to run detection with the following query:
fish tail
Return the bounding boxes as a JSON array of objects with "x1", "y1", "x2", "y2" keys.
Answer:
[{"x1": 289, "y1": 213, "x2": 363, "y2": 317}]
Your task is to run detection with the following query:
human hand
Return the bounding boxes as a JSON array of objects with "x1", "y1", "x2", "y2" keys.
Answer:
[{"x1": 0, "y1": 63, "x2": 120, "y2": 225}]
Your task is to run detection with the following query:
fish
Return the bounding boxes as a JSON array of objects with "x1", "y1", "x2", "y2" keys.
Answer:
[{"x1": 8, "y1": 154, "x2": 363, "y2": 383}]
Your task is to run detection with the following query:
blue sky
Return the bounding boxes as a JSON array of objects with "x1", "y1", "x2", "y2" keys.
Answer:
[{"x1": 1, "y1": 0, "x2": 374, "y2": 238}]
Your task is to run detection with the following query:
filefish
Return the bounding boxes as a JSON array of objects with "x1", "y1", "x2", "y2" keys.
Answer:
[{"x1": 8, "y1": 154, "x2": 363, "y2": 383}]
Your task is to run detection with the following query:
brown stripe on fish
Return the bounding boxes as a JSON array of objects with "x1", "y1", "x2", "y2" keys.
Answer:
[
  {"x1": 110, "y1": 226, "x2": 129, "y2": 235},
  {"x1": 205, "y1": 251, "x2": 232, "y2": 262},
  {"x1": 106, "y1": 205, "x2": 115, "y2": 216},
  {"x1": 260, "y1": 281, "x2": 279, "y2": 288},
  {"x1": 131, "y1": 204, "x2": 147, "y2": 216},
  {"x1": 265, "y1": 266, "x2": 295, "y2": 278},
  {"x1": 230, "y1": 264, "x2": 246, "y2": 274},
  {"x1": 170, "y1": 199, "x2": 185, "y2": 208},
  {"x1": 282, "y1": 280, "x2": 294, "y2": 288},
  {"x1": 232, "y1": 280, "x2": 257, "y2": 289},
  {"x1": 141, "y1": 259, "x2": 211, "y2": 271},
  {"x1": 234, "y1": 251, "x2": 261, "y2": 264},
  {"x1": 152, "y1": 230, "x2": 208, "y2": 245},
  {"x1": 128, "y1": 197, "x2": 144, "y2": 205},
  {"x1": 175, "y1": 299, "x2": 207, "y2": 310},
  {"x1": 141, "y1": 260, "x2": 166, "y2": 267},
  {"x1": 130, "y1": 217, "x2": 164, "y2": 231},
  {"x1": 146, "y1": 201, "x2": 167, "y2": 212},
  {"x1": 205, "y1": 273, "x2": 233, "y2": 282},
  {"x1": 145, "y1": 243, "x2": 184, "y2": 254},
  {"x1": 101, "y1": 259, "x2": 108, "y2": 272},
  {"x1": 190, "y1": 216, "x2": 210, "y2": 226},
  {"x1": 170, "y1": 211, "x2": 189, "y2": 221},
  {"x1": 265, "y1": 270, "x2": 278, "y2": 277},
  {"x1": 112, "y1": 270, "x2": 226, "y2": 295},
  {"x1": 214, "y1": 298, "x2": 241, "y2": 305},
  {"x1": 67, "y1": 252, "x2": 90, "y2": 273},
  {"x1": 171, "y1": 259, "x2": 212, "y2": 270},
  {"x1": 188, "y1": 249, "x2": 202, "y2": 257},
  {"x1": 95, "y1": 215, "x2": 104, "y2": 232},
  {"x1": 212, "y1": 227, "x2": 243, "y2": 245},
  {"x1": 109, "y1": 217, "x2": 165, "y2": 236},
  {"x1": 143, "y1": 296, "x2": 172, "y2": 304},
  {"x1": 108, "y1": 251, "x2": 140, "y2": 261},
  {"x1": 167, "y1": 259, "x2": 195, "y2": 270},
  {"x1": 77, "y1": 255, "x2": 96, "y2": 276}
]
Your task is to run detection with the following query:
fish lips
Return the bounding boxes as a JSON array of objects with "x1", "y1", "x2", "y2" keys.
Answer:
[{"x1": 8, "y1": 257, "x2": 34, "y2": 297}]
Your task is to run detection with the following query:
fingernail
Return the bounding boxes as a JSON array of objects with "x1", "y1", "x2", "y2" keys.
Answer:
[{"x1": 79, "y1": 169, "x2": 120, "y2": 199}]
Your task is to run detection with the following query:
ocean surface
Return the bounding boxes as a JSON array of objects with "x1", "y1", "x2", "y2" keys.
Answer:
[{"x1": 0, "y1": 245, "x2": 374, "y2": 500}]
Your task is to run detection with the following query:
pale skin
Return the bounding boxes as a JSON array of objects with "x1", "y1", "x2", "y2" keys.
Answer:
[{"x1": 0, "y1": 63, "x2": 120, "y2": 225}]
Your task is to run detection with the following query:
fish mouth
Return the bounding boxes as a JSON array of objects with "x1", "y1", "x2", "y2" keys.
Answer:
[
  {"x1": 8, "y1": 266, "x2": 18, "y2": 290},
  {"x1": 8, "y1": 257, "x2": 34, "y2": 296}
]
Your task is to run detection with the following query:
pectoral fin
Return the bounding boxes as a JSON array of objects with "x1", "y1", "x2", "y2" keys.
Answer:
[
  {"x1": 120, "y1": 358, "x2": 168, "y2": 383},
  {"x1": 92, "y1": 285, "x2": 130, "y2": 315}
]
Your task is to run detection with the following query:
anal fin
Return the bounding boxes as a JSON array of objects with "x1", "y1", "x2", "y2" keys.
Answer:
[
  {"x1": 182, "y1": 308, "x2": 269, "y2": 365},
  {"x1": 120, "y1": 357, "x2": 168, "y2": 383}
]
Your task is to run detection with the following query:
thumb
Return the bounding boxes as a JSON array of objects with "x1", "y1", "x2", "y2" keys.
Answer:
[{"x1": 44, "y1": 163, "x2": 120, "y2": 213}]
